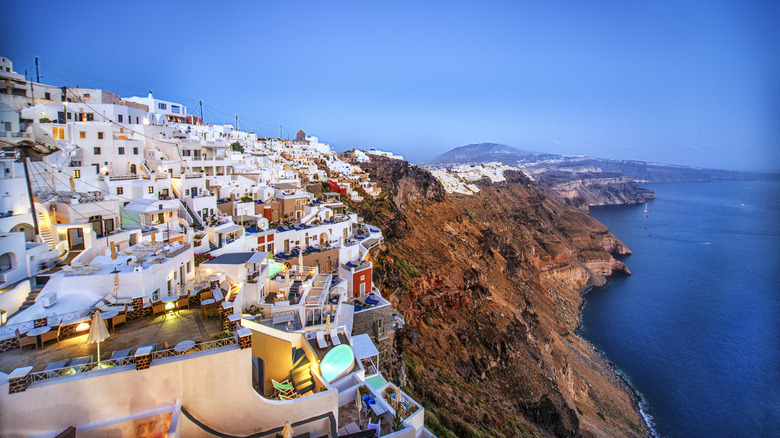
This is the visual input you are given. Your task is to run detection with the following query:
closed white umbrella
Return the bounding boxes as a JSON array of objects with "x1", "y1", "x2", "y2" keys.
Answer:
[
  {"x1": 355, "y1": 387, "x2": 362, "y2": 423},
  {"x1": 87, "y1": 311, "x2": 109, "y2": 364},
  {"x1": 281, "y1": 421, "x2": 293, "y2": 438}
]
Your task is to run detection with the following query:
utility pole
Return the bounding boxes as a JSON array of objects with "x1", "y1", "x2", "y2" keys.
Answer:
[
  {"x1": 280, "y1": 125, "x2": 282, "y2": 139},
  {"x1": 199, "y1": 100, "x2": 204, "y2": 125},
  {"x1": 27, "y1": 69, "x2": 35, "y2": 105},
  {"x1": 235, "y1": 115, "x2": 238, "y2": 131},
  {"x1": 35, "y1": 57, "x2": 40, "y2": 83}
]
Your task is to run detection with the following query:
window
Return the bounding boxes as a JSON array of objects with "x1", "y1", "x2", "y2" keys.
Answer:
[
  {"x1": 187, "y1": 261, "x2": 192, "y2": 273},
  {"x1": 117, "y1": 187, "x2": 123, "y2": 195},
  {"x1": 117, "y1": 114, "x2": 123, "y2": 123},
  {"x1": 79, "y1": 131, "x2": 86, "y2": 139},
  {"x1": 133, "y1": 147, "x2": 139, "y2": 155},
  {"x1": 84, "y1": 93, "x2": 91, "y2": 98},
  {"x1": 67, "y1": 112, "x2": 72, "y2": 120},
  {"x1": 52, "y1": 126, "x2": 65, "y2": 140},
  {"x1": 184, "y1": 189, "x2": 189, "y2": 196},
  {"x1": 182, "y1": 150, "x2": 191, "y2": 156},
  {"x1": 93, "y1": 147, "x2": 101, "y2": 155},
  {"x1": 97, "y1": 132, "x2": 104, "y2": 139},
  {"x1": 118, "y1": 147, "x2": 125, "y2": 155},
  {"x1": 158, "y1": 103, "x2": 167, "y2": 110},
  {"x1": 136, "y1": 117, "x2": 139, "y2": 124},
  {"x1": 44, "y1": 92, "x2": 51, "y2": 100},
  {"x1": 171, "y1": 105, "x2": 180, "y2": 113},
  {"x1": 148, "y1": 186, "x2": 154, "y2": 194},
  {"x1": 73, "y1": 170, "x2": 81, "y2": 178},
  {"x1": 3, "y1": 122, "x2": 11, "y2": 131}
]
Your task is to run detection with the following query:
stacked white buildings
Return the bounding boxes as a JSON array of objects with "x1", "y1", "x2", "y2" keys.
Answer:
[{"x1": 0, "y1": 56, "x2": 430, "y2": 438}]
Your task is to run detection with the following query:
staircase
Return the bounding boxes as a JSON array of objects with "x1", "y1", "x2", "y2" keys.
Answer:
[
  {"x1": 36, "y1": 209, "x2": 56, "y2": 250},
  {"x1": 290, "y1": 347, "x2": 315, "y2": 396},
  {"x1": 289, "y1": 281, "x2": 302, "y2": 304},
  {"x1": 8, "y1": 286, "x2": 43, "y2": 319},
  {"x1": 208, "y1": 240, "x2": 217, "y2": 252},
  {"x1": 181, "y1": 200, "x2": 204, "y2": 230}
]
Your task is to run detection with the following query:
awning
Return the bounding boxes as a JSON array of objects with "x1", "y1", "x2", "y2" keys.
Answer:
[
  {"x1": 351, "y1": 334, "x2": 379, "y2": 360},
  {"x1": 215, "y1": 223, "x2": 242, "y2": 234}
]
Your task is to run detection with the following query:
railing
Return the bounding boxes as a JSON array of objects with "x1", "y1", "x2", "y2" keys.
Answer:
[
  {"x1": 150, "y1": 336, "x2": 237, "y2": 361},
  {"x1": 0, "y1": 308, "x2": 90, "y2": 338},
  {"x1": 26, "y1": 337, "x2": 237, "y2": 385}
]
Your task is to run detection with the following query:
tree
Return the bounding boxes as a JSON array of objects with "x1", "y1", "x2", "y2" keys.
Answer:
[{"x1": 230, "y1": 141, "x2": 243, "y2": 152}]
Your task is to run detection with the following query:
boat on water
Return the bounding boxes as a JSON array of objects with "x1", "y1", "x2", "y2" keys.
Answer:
[{"x1": 644, "y1": 203, "x2": 649, "y2": 215}]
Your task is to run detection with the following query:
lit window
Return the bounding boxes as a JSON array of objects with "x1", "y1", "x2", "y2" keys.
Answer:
[
  {"x1": 117, "y1": 187, "x2": 123, "y2": 195},
  {"x1": 94, "y1": 147, "x2": 101, "y2": 155},
  {"x1": 52, "y1": 127, "x2": 65, "y2": 140},
  {"x1": 79, "y1": 131, "x2": 86, "y2": 139},
  {"x1": 73, "y1": 170, "x2": 81, "y2": 178},
  {"x1": 148, "y1": 186, "x2": 154, "y2": 194},
  {"x1": 97, "y1": 132, "x2": 104, "y2": 140}
]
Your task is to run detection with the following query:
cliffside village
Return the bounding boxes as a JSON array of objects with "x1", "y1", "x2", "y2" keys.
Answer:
[{"x1": 0, "y1": 56, "x2": 433, "y2": 438}]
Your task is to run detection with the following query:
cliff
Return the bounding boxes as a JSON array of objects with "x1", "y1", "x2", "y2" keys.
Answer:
[
  {"x1": 534, "y1": 171, "x2": 655, "y2": 212},
  {"x1": 350, "y1": 157, "x2": 647, "y2": 437}
]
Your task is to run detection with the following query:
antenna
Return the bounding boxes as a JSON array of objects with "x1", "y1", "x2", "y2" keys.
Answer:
[
  {"x1": 35, "y1": 57, "x2": 40, "y2": 83},
  {"x1": 199, "y1": 100, "x2": 203, "y2": 125}
]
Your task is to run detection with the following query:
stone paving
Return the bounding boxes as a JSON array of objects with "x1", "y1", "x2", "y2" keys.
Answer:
[{"x1": 0, "y1": 307, "x2": 224, "y2": 374}]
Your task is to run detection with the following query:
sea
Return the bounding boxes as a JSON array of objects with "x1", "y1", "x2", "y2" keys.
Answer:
[{"x1": 581, "y1": 180, "x2": 780, "y2": 438}]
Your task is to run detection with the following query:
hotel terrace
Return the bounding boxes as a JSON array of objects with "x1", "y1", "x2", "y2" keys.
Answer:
[{"x1": 0, "y1": 56, "x2": 434, "y2": 438}]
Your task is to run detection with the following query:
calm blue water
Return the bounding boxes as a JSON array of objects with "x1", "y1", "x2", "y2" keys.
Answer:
[{"x1": 582, "y1": 180, "x2": 780, "y2": 438}]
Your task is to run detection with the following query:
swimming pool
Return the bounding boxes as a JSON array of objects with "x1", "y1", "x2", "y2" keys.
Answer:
[{"x1": 320, "y1": 344, "x2": 355, "y2": 383}]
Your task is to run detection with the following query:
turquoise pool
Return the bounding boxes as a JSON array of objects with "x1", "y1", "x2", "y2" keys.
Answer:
[
  {"x1": 320, "y1": 344, "x2": 354, "y2": 383},
  {"x1": 365, "y1": 374, "x2": 387, "y2": 391}
]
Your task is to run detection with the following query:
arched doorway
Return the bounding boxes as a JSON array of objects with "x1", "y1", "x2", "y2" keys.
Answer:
[
  {"x1": 11, "y1": 223, "x2": 35, "y2": 242},
  {"x1": 0, "y1": 252, "x2": 16, "y2": 272},
  {"x1": 130, "y1": 164, "x2": 137, "y2": 174}
]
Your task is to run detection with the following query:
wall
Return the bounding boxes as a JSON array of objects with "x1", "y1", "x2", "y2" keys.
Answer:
[
  {"x1": 0, "y1": 278, "x2": 30, "y2": 318},
  {"x1": 0, "y1": 344, "x2": 338, "y2": 437}
]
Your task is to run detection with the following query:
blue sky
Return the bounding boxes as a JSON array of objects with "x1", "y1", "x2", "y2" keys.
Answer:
[{"x1": 2, "y1": 1, "x2": 778, "y2": 171}]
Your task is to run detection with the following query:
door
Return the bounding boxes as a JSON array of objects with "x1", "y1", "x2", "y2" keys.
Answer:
[
  {"x1": 67, "y1": 228, "x2": 84, "y2": 250},
  {"x1": 103, "y1": 218, "x2": 114, "y2": 235}
]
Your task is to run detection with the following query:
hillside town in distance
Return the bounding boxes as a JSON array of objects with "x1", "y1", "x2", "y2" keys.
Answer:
[{"x1": 0, "y1": 55, "x2": 434, "y2": 438}]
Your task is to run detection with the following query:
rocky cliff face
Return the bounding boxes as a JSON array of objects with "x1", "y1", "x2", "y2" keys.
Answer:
[
  {"x1": 534, "y1": 172, "x2": 655, "y2": 212},
  {"x1": 349, "y1": 157, "x2": 647, "y2": 438}
]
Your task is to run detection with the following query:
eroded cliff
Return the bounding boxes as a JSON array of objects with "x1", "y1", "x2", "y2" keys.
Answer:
[
  {"x1": 534, "y1": 171, "x2": 655, "y2": 212},
  {"x1": 350, "y1": 157, "x2": 646, "y2": 437}
]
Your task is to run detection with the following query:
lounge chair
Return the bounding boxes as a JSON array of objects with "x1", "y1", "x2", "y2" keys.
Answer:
[
  {"x1": 110, "y1": 348, "x2": 133, "y2": 365},
  {"x1": 68, "y1": 355, "x2": 93, "y2": 373},
  {"x1": 43, "y1": 359, "x2": 70, "y2": 378},
  {"x1": 62, "y1": 266, "x2": 76, "y2": 275},
  {"x1": 40, "y1": 323, "x2": 62, "y2": 348},
  {"x1": 316, "y1": 331, "x2": 329, "y2": 349},
  {"x1": 272, "y1": 379, "x2": 297, "y2": 398},
  {"x1": 16, "y1": 329, "x2": 37, "y2": 351},
  {"x1": 330, "y1": 328, "x2": 341, "y2": 346}
]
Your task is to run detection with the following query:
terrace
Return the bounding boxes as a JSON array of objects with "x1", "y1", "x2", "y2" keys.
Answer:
[{"x1": 0, "y1": 305, "x2": 226, "y2": 380}]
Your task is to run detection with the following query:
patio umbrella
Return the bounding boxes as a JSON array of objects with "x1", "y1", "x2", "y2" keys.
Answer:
[
  {"x1": 298, "y1": 248, "x2": 303, "y2": 270},
  {"x1": 325, "y1": 314, "x2": 330, "y2": 333},
  {"x1": 151, "y1": 230, "x2": 156, "y2": 245},
  {"x1": 355, "y1": 387, "x2": 362, "y2": 422},
  {"x1": 281, "y1": 421, "x2": 293, "y2": 438},
  {"x1": 114, "y1": 273, "x2": 119, "y2": 295},
  {"x1": 87, "y1": 311, "x2": 109, "y2": 363}
]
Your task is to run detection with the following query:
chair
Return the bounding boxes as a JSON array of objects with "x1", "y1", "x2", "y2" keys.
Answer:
[
  {"x1": 16, "y1": 329, "x2": 37, "y2": 351},
  {"x1": 316, "y1": 331, "x2": 329, "y2": 349},
  {"x1": 330, "y1": 328, "x2": 341, "y2": 346},
  {"x1": 43, "y1": 359, "x2": 70, "y2": 378},
  {"x1": 152, "y1": 300, "x2": 166, "y2": 318},
  {"x1": 110, "y1": 348, "x2": 133, "y2": 365},
  {"x1": 366, "y1": 420, "x2": 381, "y2": 437},
  {"x1": 200, "y1": 290, "x2": 213, "y2": 303},
  {"x1": 272, "y1": 379, "x2": 297, "y2": 398},
  {"x1": 112, "y1": 305, "x2": 128, "y2": 330},
  {"x1": 176, "y1": 293, "x2": 190, "y2": 311},
  {"x1": 202, "y1": 301, "x2": 220, "y2": 320},
  {"x1": 40, "y1": 323, "x2": 62, "y2": 348}
]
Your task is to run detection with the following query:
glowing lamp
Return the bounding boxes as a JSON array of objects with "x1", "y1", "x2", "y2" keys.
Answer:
[
  {"x1": 165, "y1": 302, "x2": 175, "y2": 310},
  {"x1": 75, "y1": 322, "x2": 90, "y2": 332}
]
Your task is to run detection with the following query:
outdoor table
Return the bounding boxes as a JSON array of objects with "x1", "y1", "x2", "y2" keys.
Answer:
[
  {"x1": 370, "y1": 399, "x2": 388, "y2": 416},
  {"x1": 201, "y1": 298, "x2": 215, "y2": 306},
  {"x1": 174, "y1": 340, "x2": 196, "y2": 353},
  {"x1": 27, "y1": 326, "x2": 51, "y2": 347},
  {"x1": 100, "y1": 310, "x2": 119, "y2": 329},
  {"x1": 161, "y1": 295, "x2": 178, "y2": 304}
]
